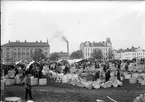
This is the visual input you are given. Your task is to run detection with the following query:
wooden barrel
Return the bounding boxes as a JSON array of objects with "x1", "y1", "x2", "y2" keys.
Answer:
[
  {"x1": 31, "y1": 78, "x2": 38, "y2": 85},
  {"x1": 129, "y1": 78, "x2": 137, "y2": 84},
  {"x1": 5, "y1": 97, "x2": 21, "y2": 102},
  {"x1": 39, "y1": 78, "x2": 47, "y2": 85},
  {"x1": 132, "y1": 73, "x2": 139, "y2": 78}
]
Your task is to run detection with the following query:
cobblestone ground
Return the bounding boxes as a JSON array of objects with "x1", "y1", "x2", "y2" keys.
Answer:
[{"x1": 2, "y1": 79, "x2": 145, "y2": 102}]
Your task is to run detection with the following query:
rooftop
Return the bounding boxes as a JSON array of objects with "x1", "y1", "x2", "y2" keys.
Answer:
[
  {"x1": 1, "y1": 41, "x2": 50, "y2": 47},
  {"x1": 115, "y1": 47, "x2": 145, "y2": 53},
  {"x1": 82, "y1": 41, "x2": 108, "y2": 47}
]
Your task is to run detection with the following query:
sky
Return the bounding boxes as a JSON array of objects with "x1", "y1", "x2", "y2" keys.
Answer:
[{"x1": 1, "y1": 1, "x2": 145, "y2": 54}]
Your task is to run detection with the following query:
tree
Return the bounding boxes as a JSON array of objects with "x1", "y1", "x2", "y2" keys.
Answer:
[
  {"x1": 70, "y1": 50, "x2": 83, "y2": 59},
  {"x1": 108, "y1": 48, "x2": 114, "y2": 60},
  {"x1": 49, "y1": 52, "x2": 60, "y2": 61},
  {"x1": 32, "y1": 49, "x2": 46, "y2": 61},
  {"x1": 91, "y1": 49, "x2": 103, "y2": 60}
]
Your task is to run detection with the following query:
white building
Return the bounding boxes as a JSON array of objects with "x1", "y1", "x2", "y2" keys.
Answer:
[
  {"x1": 1, "y1": 40, "x2": 50, "y2": 64},
  {"x1": 80, "y1": 38, "x2": 112, "y2": 60},
  {"x1": 114, "y1": 47, "x2": 145, "y2": 60}
]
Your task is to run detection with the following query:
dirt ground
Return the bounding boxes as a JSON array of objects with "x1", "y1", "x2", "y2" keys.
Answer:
[{"x1": 2, "y1": 79, "x2": 145, "y2": 102}]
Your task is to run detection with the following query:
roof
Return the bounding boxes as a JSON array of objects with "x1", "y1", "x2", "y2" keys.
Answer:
[
  {"x1": 115, "y1": 47, "x2": 145, "y2": 53},
  {"x1": 1, "y1": 42, "x2": 50, "y2": 47},
  {"x1": 83, "y1": 42, "x2": 107, "y2": 47}
]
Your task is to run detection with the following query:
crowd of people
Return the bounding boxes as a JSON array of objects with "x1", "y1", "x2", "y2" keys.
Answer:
[{"x1": 1, "y1": 58, "x2": 144, "y2": 83}]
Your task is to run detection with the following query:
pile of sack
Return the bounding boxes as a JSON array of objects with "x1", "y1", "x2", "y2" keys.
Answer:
[
  {"x1": 133, "y1": 93, "x2": 145, "y2": 102},
  {"x1": 46, "y1": 70, "x2": 123, "y2": 89}
]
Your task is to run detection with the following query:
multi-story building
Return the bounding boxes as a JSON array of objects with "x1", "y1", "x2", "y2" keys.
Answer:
[
  {"x1": 57, "y1": 51, "x2": 68, "y2": 60},
  {"x1": 114, "y1": 47, "x2": 145, "y2": 60},
  {"x1": 1, "y1": 40, "x2": 50, "y2": 64},
  {"x1": 113, "y1": 49, "x2": 123, "y2": 60},
  {"x1": 80, "y1": 38, "x2": 112, "y2": 60}
]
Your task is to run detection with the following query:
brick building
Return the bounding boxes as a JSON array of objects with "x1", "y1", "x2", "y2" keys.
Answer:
[{"x1": 1, "y1": 40, "x2": 50, "y2": 64}]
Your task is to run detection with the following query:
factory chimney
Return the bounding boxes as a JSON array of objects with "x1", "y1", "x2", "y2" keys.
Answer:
[
  {"x1": 62, "y1": 36, "x2": 69, "y2": 59},
  {"x1": 67, "y1": 42, "x2": 69, "y2": 59}
]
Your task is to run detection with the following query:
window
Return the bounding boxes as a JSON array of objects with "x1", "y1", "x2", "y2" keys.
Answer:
[
  {"x1": 26, "y1": 52, "x2": 29, "y2": 56},
  {"x1": 22, "y1": 52, "x2": 25, "y2": 58},
  {"x1": 26, "y1": 48, "x2": 29, "y2": 50},
  {"x1": 22, "y1": 48, "x2": 25, "y2": 50},
  {"x1": 18, "y1": 52, "x2": 21, "y2": 58},
  {"x1": 14, "y1": 52, "x2": 17, "y2": 58},
  {"x1": 18, "y1": 48, "x2": 21, "y2": 51},
  {"x1": 45, "y1": 48, "x2": 48, "y2": 50}
]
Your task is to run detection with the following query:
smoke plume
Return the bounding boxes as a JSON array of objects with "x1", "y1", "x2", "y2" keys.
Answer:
[
  {"x1": 49, "y1": 30, "x2": 68, "y2": 43},
  {"x1": 62, "y1": 36, "x2": 68, "y2": 43}
]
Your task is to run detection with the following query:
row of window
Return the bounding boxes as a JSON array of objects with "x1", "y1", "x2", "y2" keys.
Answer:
[
  {"x1": 5, "y1": 52, "x2": 48, "y2": 59},
  {"x1": 85, "y1": 53, "x2": 108, "y2": 57},
  {"x1": 123, "y1": 52, "x2": 145, "y2": 56},
  {"x1": 6, "y1": 47, "x2": 48, "y2": 51},
  {"x1": 85, "y1": 48, "x2": 109, "y2": 52}
]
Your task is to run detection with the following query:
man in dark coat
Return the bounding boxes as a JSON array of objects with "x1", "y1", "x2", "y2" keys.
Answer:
[
  {"x1": 117, "y1": 69, "x2": 121, "y2": 81},
  {"x1": 105, "y1": 69, "x2": 111, "y2": 82},
  {"x1": 94, "y1": 71, "x2": 100, "y2": 81},
  {"x1": 22, "y1": 72, "x2": 33, "y2": 101}
]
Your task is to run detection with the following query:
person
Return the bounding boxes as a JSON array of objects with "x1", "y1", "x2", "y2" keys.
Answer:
[
  {"x1": 94, "y1": 71, "x2": 100, "y2": 81},
  {"x1": 22, "y1": 72, "x2": 33, "y2": 101},
  {"x1": 105, "y1": 69, "x2": 111, "y2": 82}
]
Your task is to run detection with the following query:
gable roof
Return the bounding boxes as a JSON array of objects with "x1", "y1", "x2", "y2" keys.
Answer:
[{"x1": 1, "y1": 42, "x2": 50, "y2": 47}]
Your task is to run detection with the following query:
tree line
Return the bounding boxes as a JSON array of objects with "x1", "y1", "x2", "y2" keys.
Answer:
[{"x1": 32, "y1": 48, "x2": 114, "y2": 61}]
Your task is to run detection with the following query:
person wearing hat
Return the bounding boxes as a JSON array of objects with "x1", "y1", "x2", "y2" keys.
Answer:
[{"x1": 22, "y1": 72, "x2": 33, "y2": 101}]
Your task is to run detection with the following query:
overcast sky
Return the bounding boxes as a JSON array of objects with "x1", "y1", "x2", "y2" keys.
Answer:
[{"x1": 1, "y1": 1, "x2": 145, "y2": 53}]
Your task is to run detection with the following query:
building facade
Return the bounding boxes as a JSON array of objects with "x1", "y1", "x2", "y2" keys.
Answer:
[
  {"x1": 1, "y1": 40, "x2": 50, "y2": 64},
  {"x1": 57, "y1": 51, "x2": 68, "y2": 60},
  {"x1": 114, "y1": 47, "x2": 145, "y2": 60},
  {"x1": 80, "y1": 38, "x2": 112, "y2": 60}
]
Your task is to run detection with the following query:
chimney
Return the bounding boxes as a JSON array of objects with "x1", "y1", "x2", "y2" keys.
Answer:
[
  {"x1": 47, "y1": 38, "x2": 48, "y2": 43},
  {"x1": 8, "y1": 40, "x2": 10, "y2": 43},
  {"x1": 67, "y1": 41, "x2": 69, "y2": 59},
  {"x1": 25, "y1": 40, "x2": 27, "y2": 42}
]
